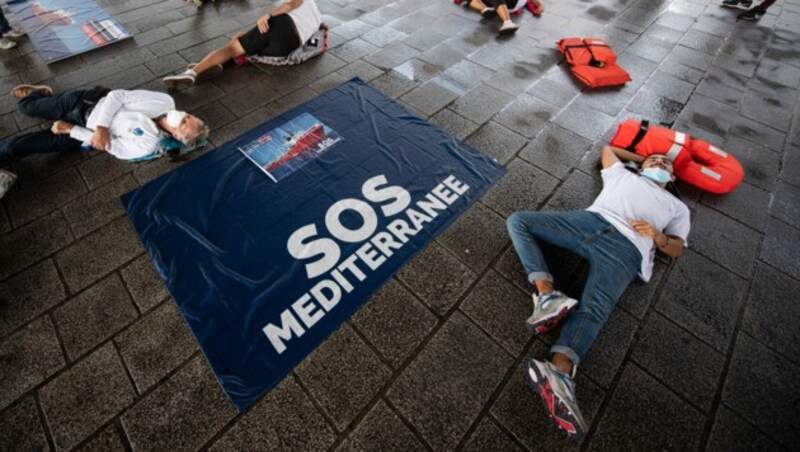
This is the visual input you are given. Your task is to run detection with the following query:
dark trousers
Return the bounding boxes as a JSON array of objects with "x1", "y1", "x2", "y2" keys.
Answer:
[
  {"x1": 0, "y1": 10, "x2": 11, "y2": 34},
  {"x1": 0, "y1": 90, "x2": 88, "y2": 164}
]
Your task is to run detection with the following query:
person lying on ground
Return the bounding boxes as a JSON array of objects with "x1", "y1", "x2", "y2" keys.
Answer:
[
  {"x1": 0, "y1": 9, "x2": 26, "y2": 50},
  {"x1": 468, "y1": 0, "x2": 521, "y2": 35},
  {"x1": 0, "y1": 85, "x2": 209, "y2": 169},
  {"x1": 506, "y1": 145, "x2": 690, "y2": 437},
  {"x1": 163, "y1": 0, "x2": 321, "y2": 88},
  {"x1": 722, "y1": 0, "x2": 776, "y2": 20}
]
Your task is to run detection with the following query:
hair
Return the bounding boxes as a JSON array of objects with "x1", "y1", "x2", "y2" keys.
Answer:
[{"x1": 177, "y1": 118, "x2": 210, "y2": 146}]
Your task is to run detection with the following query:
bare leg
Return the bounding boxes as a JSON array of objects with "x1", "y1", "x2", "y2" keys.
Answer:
[
  {"x1": 192, "y1": 37, "x2": 246, "y2": 76},
  {"x1": 497, "y1": 3, "x2": 511, "y2": 21},
  {"x1": 469, "y1": 0, "x2": 488, "y2": 12}
]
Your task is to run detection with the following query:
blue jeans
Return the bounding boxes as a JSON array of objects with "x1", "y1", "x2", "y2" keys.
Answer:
[
  {"x1": 0, "y1": 90, "x2": 87, "y2": 164},
  {"x1": 507, "y1": 210, "x2": 641, "y2": 365},
  {"x1": 0, "y1": 10, "x2": 11, "y2": 34}
]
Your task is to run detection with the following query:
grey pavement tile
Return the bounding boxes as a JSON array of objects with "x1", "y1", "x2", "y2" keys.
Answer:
[
  {"x1": 482, "y1": 159, "x2": 560, "y2": 218},
  {"x1": 577, "y1": 87, "x2": 630, "y2": 118},
  {"x1": 483, "y1": 53, "x2": 560, "y2": 97},
  {"x1": 210, "y1": 376, "x2": 335, "y2": 451},
  {"x1": 760, "y1": 217, "x2": 800, "y2": 281},
  {"x1": 56, "y1": 217, "x2": 143, "y2": 293},
  {"x1": 729, "y1": 115, "x2": 786, "y2": 154},
  {"x1": 438, "y1": 201, "x2": 509, "y2": 272},
  {"x1": 40, "y1": 343, "x2": 135, "y2": 450},
  {"x1": 10, "y1": 150, "x2": 88, "y2": 188},
  {"x1": 494, "y1": 242, "x2": 584, "y2": 296},
  {"x1": 781, "y1": 145, "x2": 800, "y2": 187},
  {"x1": 351, "y1": 279, "x2": 438, "y2": 368},
  {"x1": 706, "y1": 405, "x2": 784, "y2": 452},
  {"x1": 387, "y1": 312, "x2": 513, "y2": 450},
  {"x1": 310, "y1": 72, "x2": 349, "y2": 93},
  {"x1": 77, "y1": 152, "x2": 136, "y2": 191},
  {"x1": 589, "y1": 364, "x2": 704, "y2": 451},
  {"x1": 397, "y1": 241, "x2": 476, "y2": 315},
  {"x1": 747, "y1": 74, "x2": 798, "y2": 101},
  {"x1": 495, "y1": 93, "x2": 559, "y2": 139},
  {"x1": 220, "y1": 83, "x2": 281, "y2": 117},
  {"x1": 296, "y1": 324, "x2": 392, "y2": 430},
  {"x1": 120, "y1": 254, "x2": 169, "y2": 312},
  {"x1": 723, "y1": 135, "x2": 781, "y2": 191},
  {"x1": 398, "y1": 80, "x2": 458, "y2": 116},
  {"x1": 360, "y1": 25, "x2": 408, "y2": 48},
  {"x1": 392, "y1": 58, "x2": 443, "y2": 83},
  {"x1": 337, "y1": 60, "x2": 385, "y2": 82},
  {"x1": 145, "y1": 52, "x2": 190, "y2": 77},
  {"x1": 625, "y1": 37, "x2": 673, "y2": 63},
  {"x1": 462, "y1": 417, "x2": 523, "y2": 452},
  {"x1": 575, "y1": 308, "x2": 639, "y2": 389},
  {"x1": 53, "y1": 274, "x2": 138, "y2": 361},
  {"x1": 467, "y1": 42, "x2": 522, "y2": 71},
  {"x1": 464, "y1": 122, "x2": 528, "y2": 165},
  {"x1": 739, "y1": 89, "x2": 793, "y2": 132},
  {"x1": 631, "y1": 313, "x2": 725, "y2": 412},
  {"x1": 491, "y1": 342, "x2": 606, "y2": 450},
  {"x1": 0, "y1": 316, "x2": 64, "y2": 411},
  {"x1": 544, "y1": 169, "x2": 602, "y2": 212},
  {"x1": 679, "y1": 29, "x2": 726, "y2": 55},
  {"x1": 0, "y1": 210, "x2": 73, "y2": 282},
  {"x1": 625, "y1": 88, "x2": 685, "y2": 125},
  {"x1": 677, "y1": 93, "x2": 738, "y2": 138},
  {"x1": 401, "y1": 28, "x2": 448, "y2": 51},
  {"x1": 451, "y1": 83, "x2": 513, "y2": 125},
  {"x1": 367, "y1": 70, "x2": 419, "y2": 99},
  {"x1": 337, "y1": 400, "x2": 426, "y2": 451},
  {"x1": 770, "y1": 181, "x2": 800, "y2": 228},
  {"x1": 329, "y1": 38, "x2": 379, "y2": 63},
  {"x1": 656, "y1": 250, "x2": 748, "y2": 352},
  {"x1": 63, "y1": 174, "x2": 138, "y2": 238},
  {"x1": 520, "y1": 125, "x2": 593, "y2": 179},
  {"x1": 116, "y1": 301, "x2": 197, "y2": 393},
  {"x1": 656, "y1": 11, "x2": 697, "y2": 32},
  {"x1": 689, "y1": 205, "x2": 761, "y2": 279},
  {"x1": 0, "y1": 396, "x2": 49, "y2": 452},
  {"x1": 418, "y1": 42, "x2": 471, "y2": 70},
  {"x1": 363, "y1": 42, "x2": 418, "y2": 70},
  {"x1": 191, "y1": 100, "x2": 237, "y2": 131},
  {"x1": 4, "y1": 167, "x2": 87, "y2": 228},
  {"x1": 722, "y1": 333, "x2": 800, "y2": 449},
  {"x1": 208, "y1": 65, "x2": 271, "y2": 95},
  {"x1": 0, "y1": 259, "x2": 65, "y2": 338},
  {"x1": 122, "y1": 355, "x2": 236, "y2": 451},
  {"x1": 429, "y1": 108, "x2": 480, "y2": 141},
  {"x1": 553, "y1": 98, "x2": 617, "y2": 142},
  {"x1": 74, "y1": 424, "x2": 126, "y2": 452},
  {"x1": 290, "y1": 54, "x2": 348, "y2": 82},
  {"x1": 617, "y1": 260, "x2": 667, "y2": 320},
  {"x1": 755, "y1": 58, "x2": 800, "y2": 89},
  {"x1": 742, "y1": 264, "x2": 800, "y2": 364},
  {"x1": 702, "y1": 182, "x2": 771, "y2": 232},
  {"x1": 460, "y1": 270, "x2": 530, "y2": 355},
  {"x1": 695, "y1": 68, "x2": 748, "y2": 108},
  {"x1": 331, "y1": 19, "x2": 376, "y2": 41},
  {"x1": 527, "y1": 78, "x2": 579, "y2": 111}
]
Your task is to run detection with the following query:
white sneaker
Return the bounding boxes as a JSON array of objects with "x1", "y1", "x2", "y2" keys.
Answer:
[
  {"x1": 163, "y1": 71, "x2": 197, "y2": 89},
  {"x1": 3, "y1": 29, "x2": 26, "y2": 39},
  {"x1": 0, "y1": 170, "x2": 17, "y2": 200},
  {"x1": 498, "y1": 20, "x2": 519, "y2": 35},
  {"x1": 0, "y1": 37, "x2": 16, "y2": 50}
]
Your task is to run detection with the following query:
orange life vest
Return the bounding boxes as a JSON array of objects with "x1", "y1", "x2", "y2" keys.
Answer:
[
  {"x1": 557, "y1": 38, "x2": 631, "y2": 88},
  {"x1": 609, "y1": 119, "x2": 744, "y2": 194}
]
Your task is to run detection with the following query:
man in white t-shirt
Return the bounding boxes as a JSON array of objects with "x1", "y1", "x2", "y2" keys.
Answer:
[
  {"x1": 0, "y1": 84, "x2": 209, "y2": 168},
  {"x1": 506, "y1": 145, "x2": 690, "y2": 437},
  {"x1": 163, "y1": 0, "x2": 322, "y2": 88}
]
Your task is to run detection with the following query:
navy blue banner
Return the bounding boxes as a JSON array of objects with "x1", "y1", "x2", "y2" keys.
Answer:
[{"x1": 122, "y1": 78, "x2": 505, "y2": 411}]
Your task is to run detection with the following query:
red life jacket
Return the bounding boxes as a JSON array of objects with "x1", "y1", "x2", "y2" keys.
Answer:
[
  {"x1": 609, "y1": 119, "x2": 744, "y2": 194},
  {"x1": 557, "y1": 38, "x2": 631, "y2": 88}
]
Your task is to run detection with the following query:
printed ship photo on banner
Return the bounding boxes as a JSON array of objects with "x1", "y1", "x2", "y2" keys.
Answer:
[
  {"x1": 8, "y1": 0, "x2": 131, "y2": 63},
  {"x1": 122, "y1": 78, "x2": 506, "y2": 411}
]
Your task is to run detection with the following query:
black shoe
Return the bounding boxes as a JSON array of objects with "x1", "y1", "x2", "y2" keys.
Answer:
[
  {"x1": 738, "y1": 6, "x2": 765, "y2": 20},
  {"x1": 480, "y1": 7, "x2": 497, "y2": 18},
  {"x1": 722, "y1": 0, "x2": 752, "y2": 10}
]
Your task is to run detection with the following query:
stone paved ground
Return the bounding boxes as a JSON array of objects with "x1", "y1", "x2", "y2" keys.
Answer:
[{"x1": 1, "y1": 0, "x2": 799, "y2": 449}]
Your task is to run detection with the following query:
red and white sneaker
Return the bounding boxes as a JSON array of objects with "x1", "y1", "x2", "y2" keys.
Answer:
[
  {"x1": 526, "y1": 290, "x2": 578, "y2": 334},
  {"x1": 526, "y1": 358, "x2": 588, "y2": 437}
]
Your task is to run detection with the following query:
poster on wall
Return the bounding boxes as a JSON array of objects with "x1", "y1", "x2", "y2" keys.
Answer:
[{"x1": 7, "y1": 0, "x2": 131, "y2": 63}]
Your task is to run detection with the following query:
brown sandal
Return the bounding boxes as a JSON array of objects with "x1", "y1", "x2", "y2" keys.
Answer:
[{"x1": 10, "y1": 84, "x2": 53, "y2": 99}]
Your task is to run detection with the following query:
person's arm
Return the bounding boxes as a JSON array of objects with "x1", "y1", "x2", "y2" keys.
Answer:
[
  {"x1": 90, "y1": 90, "x2": 174, "y2": 150},
  {"x1": 628, "y1": 220, "x2": 685, "y2": 258},
  {"x1": 609, "y1": 145, "x2": 645, "y2": 164},
  {"x1": 600, "y1": 145, "x2": 621, "y2": 169},
  {"x1": 257, "y1": 0, "x2": 303, "y2": 32}
]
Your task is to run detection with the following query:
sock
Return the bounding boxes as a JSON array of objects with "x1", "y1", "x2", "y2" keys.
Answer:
[{"x1": 186, "y1": 69, "x2": 198, "y2": 77}]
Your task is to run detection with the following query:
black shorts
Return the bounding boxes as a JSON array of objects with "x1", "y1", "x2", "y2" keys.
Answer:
[
  {"x1": 237, "y1": 14, "x2": 302, "y2": 57},
  {"x1": 484, "y1": 0, "x2": 516, "y2": 8}
]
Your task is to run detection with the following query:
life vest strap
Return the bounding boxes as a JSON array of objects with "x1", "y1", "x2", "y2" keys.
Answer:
[{"x1": 626, "y1": 119, "x2": 649, "y2": 152}]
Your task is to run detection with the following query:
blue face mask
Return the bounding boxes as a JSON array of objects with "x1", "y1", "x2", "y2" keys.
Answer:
[{"x1": 640, "y1": 167, "x2": 672, "y2": 184}]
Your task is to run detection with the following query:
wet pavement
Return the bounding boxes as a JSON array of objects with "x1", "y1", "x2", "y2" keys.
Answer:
[{"x1": 1, "y1": 0, "x2": 799, "y2": 449}]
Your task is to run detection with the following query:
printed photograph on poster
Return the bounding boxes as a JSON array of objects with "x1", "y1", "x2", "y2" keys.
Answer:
[
  {"x1": 238, "y1": 113, "x2": 342, "y2": 183},
  {"x1": 8, "y1": 0, "x2": 131, "y2": 63}
]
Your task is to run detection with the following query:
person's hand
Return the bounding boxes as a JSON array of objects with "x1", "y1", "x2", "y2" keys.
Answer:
[
  {"x1": 629, "y1": 219, "x2": 659, "y2": 240},
  {"x1": 257, "y1": 14, "x2": 271, "y2": 33},
  {"x1": 51, "y1": 120, "x2": 74, "y2": 135},
  {"x1": 91, "y1": 127, "x2": 111, "y2": 151}
]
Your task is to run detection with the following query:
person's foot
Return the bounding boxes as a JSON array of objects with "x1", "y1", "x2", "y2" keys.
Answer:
[
  {"x1": 498, "y1": 20, "x2": 519, "y2": 35},
  {"x1": 10, "y1": 84, "x2": 53, "y2": 99},
  {"x1": 526, "y1": 358, "x2": 588, "y2": 437},
  {"x1": 0, "y1": 37, "x2": 16, "y2": 50},
  {"x1": 526, "y1": 290, "x2": 578, "y2": 334},
  {"x1": 163, "y1": 71, "x2": 197, "y2": 89},
  {"x1": 2, "y1": 29, "x2": 27, "y2": 39},
  {"x1": 737, "y1": 6, "x2": 765, "y2": 20},
  {"x1": 480, "y1": 7, "x2": 497, "y2": 18},
  {"x1": 721, "y1": 0, "x2": 753, "y2": 10}
]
